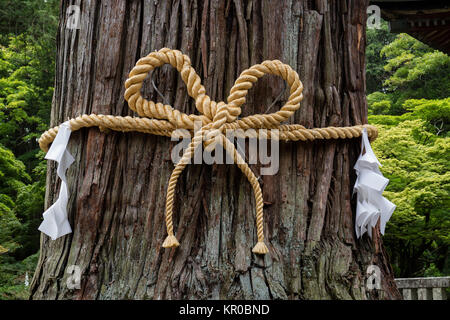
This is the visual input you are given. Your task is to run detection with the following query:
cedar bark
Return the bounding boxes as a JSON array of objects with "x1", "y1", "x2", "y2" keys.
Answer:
[{"x1": 31, "y1": 0, "x2": 401, "y2": 299}]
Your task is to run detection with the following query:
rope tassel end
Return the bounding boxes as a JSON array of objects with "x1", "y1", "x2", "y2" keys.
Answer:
[
  {"x1": 252, "y1": 241, "x2": 269, "y2": 255},
  {"x1": 162, "y1": 235, "x2": 180, "y2": 248}
]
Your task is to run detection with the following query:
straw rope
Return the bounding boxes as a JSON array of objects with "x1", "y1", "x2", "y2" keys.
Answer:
[{"x1": 38, "y1": 48, "x2": 378, "y2": 254}]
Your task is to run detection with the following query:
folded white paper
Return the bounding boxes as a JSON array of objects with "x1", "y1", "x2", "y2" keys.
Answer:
[
  {"x1": 38, "y1": 122, "x2": 74, "y2": 240},
  {"x1": 353, "y1": 128, "x2": 395, "y2": 238}
]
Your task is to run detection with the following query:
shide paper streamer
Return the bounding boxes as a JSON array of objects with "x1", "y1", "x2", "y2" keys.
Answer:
[
  {"x1": 353, "y1": 128, "x2": 396, "y2": 238},
  {"x1": 38, "y1": 122, "x2": 73, "y2": 240}
]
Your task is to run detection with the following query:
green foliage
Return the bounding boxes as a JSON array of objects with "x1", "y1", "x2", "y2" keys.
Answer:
[
  {"x1": 0, "y1": 35, "x2": 54, "y2": 165},
  {"x1": 367, "y1": 92, "x2": 391, "y2": 115},
  {"x1": 0, "y1": 252, "x2": 38, "y2": 299},
  {"x1": 403, "y1": 98, "x2": 450, "y2": 135},
  {"x1": 365, "y1": 20, "x2": 396, "y2": 93},
  {"x1": 0, "y1": 144, "x2": 45, "y2": 298},
  {"x1": 367, "y1": 24, "x2": 449, "y2": 278},
  {"x1": 368, "y1": 33, "x2": 450, "y2": 115},
  {"x1": 370, "y1": 113, "x2": 449, "y2": 277},
  {"x1": 0, "y1": 35, "x2": 51, "y2": 261},
  {"x1": 0, "y1": 0, "x2": 59, "y2": 46},
  {"x1": 0, "y1": 0, "x2": 58, "y2": 300}
]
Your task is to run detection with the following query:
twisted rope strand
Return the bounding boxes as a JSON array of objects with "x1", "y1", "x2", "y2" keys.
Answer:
[{"x1": 38, "y1": 48, "x2": 378, "y2": 255}]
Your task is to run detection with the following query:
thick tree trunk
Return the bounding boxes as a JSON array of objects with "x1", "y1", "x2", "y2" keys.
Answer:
[{"x1": 31, "y1": 0, "x2": 401, "y2": 299}]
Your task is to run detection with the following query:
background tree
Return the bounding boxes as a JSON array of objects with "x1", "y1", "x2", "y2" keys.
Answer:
[{"x1": 29, "y1": 0, "x2": 402, "y2": 300}]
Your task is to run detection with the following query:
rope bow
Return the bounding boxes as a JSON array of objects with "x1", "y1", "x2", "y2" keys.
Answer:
[{"x1": 39, "y1": 48, "x2": 378, "y2": 255}]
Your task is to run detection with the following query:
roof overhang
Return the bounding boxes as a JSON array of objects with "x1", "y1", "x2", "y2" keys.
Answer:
[{"x1": 371, "y1": 1, "x2": 450, "y2": 54}]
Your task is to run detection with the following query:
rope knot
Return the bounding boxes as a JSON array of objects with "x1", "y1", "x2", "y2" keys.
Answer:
[{"x1": 122, "y1": 48, "x2": 307, "y2": 254}]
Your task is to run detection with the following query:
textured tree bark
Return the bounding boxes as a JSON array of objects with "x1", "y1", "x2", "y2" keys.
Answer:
[{"x1": 31, "y1": 0, "x2": 402, "y2": 299}]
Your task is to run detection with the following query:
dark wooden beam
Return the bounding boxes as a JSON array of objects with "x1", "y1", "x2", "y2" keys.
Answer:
[
  {"x1": 371, "y1": 1, "x2": 450, "y2": 54},
  {"x1": 371, "y1": 1, "x2": 450, "y2": 12}
]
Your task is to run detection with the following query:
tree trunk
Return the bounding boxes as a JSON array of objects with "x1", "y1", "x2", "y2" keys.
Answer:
[{"x1": 30, "y1": 0, "x2": 401, "y2": 299}]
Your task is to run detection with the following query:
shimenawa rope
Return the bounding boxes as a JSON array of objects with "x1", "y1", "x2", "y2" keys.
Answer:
[{"x1": 38, "y1": 48, "x2": 378, "y2": 255}]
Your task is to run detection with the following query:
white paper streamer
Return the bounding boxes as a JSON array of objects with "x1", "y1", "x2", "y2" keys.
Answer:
[
  {"x1": 353, "y1": 128, "x2": 396, "y2": 238},
  {"x1": 38, "y1": 122, "x2": 74, "y2": 240}
]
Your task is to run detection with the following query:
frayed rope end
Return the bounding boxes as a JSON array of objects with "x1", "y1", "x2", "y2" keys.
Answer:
[
  {"x1": 162, "y1": 235, "x2": 180, "y2": 248},
  {"x1": 252, "y1": 241, "x2": 269, "y2": 255}
]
